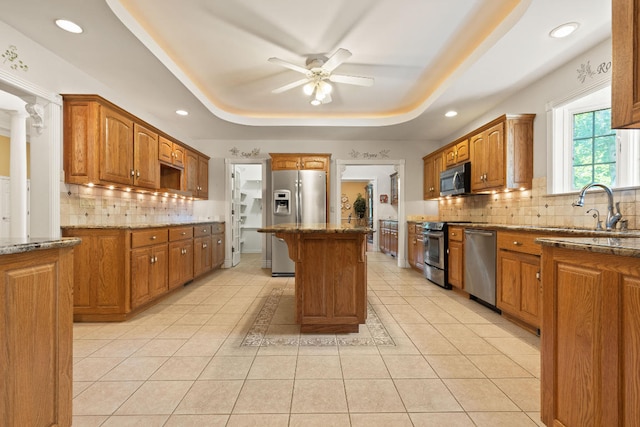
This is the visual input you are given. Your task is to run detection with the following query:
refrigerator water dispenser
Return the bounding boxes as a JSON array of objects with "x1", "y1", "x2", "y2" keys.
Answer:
[{"x1": 273, "y1": 190, "x2": 291, "y2": 215}]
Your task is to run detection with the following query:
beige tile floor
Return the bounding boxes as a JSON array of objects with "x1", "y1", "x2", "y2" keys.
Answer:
[{"x1": 72, "y1": 252, "x2": 543, "y2": 427}]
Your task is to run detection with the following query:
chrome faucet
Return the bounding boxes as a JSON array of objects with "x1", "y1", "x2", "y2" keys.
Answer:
[{"x1": 572, "y1": 183, "x2": 622, "y2": 230}]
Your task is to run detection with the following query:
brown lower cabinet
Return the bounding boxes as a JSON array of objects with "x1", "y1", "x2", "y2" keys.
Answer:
[
  {"x1": 541, "y1": 245, "x2": 640, "y2": 427},
  {"x1": 63, "y1": 222, "x2": 224, "y2": 322},
  {"x1": 0, "y1": 246, "x2": 75, "y2": 427},
  {"x1": 447, "y1": 226, "x2": 464, "y2": 289},
  {"x1": 379, "y1": 220, "x2": 398, "y2": 257},
  {"x1": 407, "y1": 222, "x2": 424, "y2": 271}
]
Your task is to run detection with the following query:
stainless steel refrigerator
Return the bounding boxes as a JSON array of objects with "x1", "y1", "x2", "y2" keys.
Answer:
[{"x1": 271, "y1": 169, "x2": 326, "y2": 276}]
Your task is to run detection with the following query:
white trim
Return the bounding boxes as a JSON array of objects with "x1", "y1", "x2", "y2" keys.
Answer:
[{"x1": 224, "y1": 157, "x2": 269, "y2": 269}]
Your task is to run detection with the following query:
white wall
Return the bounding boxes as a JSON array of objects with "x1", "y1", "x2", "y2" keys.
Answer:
[{"x1": 438, "y1": 38, "x2": 613, "y2": 180}]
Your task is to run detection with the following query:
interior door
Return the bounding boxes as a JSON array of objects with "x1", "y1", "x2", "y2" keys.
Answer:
[{"x1": 231, "y1": 166, "x2": 242, "y2": 266}]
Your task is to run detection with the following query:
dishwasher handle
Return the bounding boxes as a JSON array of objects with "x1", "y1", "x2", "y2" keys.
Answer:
[{"x1": 464, "y1": 229, "x2": 495, "y2": 237}]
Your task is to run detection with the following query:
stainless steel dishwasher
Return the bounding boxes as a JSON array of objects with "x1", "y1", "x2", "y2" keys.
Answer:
[{"x1": 464, "y1": 229, "x2": 497, "y2": 307}]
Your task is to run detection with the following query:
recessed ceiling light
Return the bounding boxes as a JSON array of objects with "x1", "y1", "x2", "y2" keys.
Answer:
[
  {"x1": 55, "y1": 19, "x2": 83, "y2": 34},
  {"x1": 549, "y1": 22, "x2": 579, "y2": 38},
  {"x1": 175, "y1": 110, "x2": 189, "y2": 116},
  {"x1": 445, "y1": 110, "x2": 458, "y2": 118}
]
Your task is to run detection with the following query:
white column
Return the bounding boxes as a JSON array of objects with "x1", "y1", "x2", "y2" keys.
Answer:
[{"x1": 9, "y1": 110, "x2": 28, "y2": 239}]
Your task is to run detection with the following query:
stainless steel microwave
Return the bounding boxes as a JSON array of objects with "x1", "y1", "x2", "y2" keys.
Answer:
[{"x1": 440, "y1": 162, "x2": 471, "y2": 196}]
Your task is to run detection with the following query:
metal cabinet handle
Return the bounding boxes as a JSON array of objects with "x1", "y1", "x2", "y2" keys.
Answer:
[
  {"x1": 151, "y1": 235, "x2": 157, "y2": 240},
  {"x1": 202, "y1": 243, "x2": 207, "y2": 248},
  {"x1": 513, "y1": 241, "x2": 522, "y2": 246},
  {"x1": 451, "y1": 232, "x2": 456, "y2": 236},
  {"x1": 217, "y1": 239, "x2": 222, "y2": 244},
  {"x1": 130, "y1": 169, "x2": 135, "y2": 176},
  {"x1": 203, "y1": 228, "x2": 207, "y2": 232},
  {"x1": 181, "y1": 232, "x2": 186, "y2": 235},
  {"x1": 136, "y1": 170, "x2": 140, "y2": 178}
]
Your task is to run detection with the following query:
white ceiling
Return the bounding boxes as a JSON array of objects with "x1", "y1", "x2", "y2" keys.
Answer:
[{"x1": 0, "y1": 0, "x2": 611, "y2": 142}]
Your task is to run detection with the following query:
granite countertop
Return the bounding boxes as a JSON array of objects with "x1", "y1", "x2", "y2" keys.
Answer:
[
  {"x1": 0, "y1": 237, "x2": 82, "y2": 255},
  {"x1": 258, "y1": 223, "x2": 373, "y2": 234},
  {"x1": 536, "y1": 236, "x2": 640, "y2": 258},
  {"x1": 61, "y1": 220, "x2": 224, "y2": 230},
  {"x1": 450, "y1": 222, "x2": 640, "y2": 237}
]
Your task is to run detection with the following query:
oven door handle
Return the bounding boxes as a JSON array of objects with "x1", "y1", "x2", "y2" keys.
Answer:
[
  {"x1": 424, "y1": 231, "x2": 445, "y2": 237},
  {"x1": 464, "y1": 230, "x2": 494, "y2": 237}
]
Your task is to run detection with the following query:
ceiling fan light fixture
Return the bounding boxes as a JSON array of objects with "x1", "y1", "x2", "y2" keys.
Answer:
[
  {"x1": 310, "y1": 99, "x2": 321, "y2": 106},
  {"x1": 303, "y1": 82, "x2": 315, "y2": 96}
]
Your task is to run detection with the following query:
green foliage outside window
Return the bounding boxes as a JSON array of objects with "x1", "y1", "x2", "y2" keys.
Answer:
[{"x1": 572, "y1": 108, "x2": 617, "y2": 189}]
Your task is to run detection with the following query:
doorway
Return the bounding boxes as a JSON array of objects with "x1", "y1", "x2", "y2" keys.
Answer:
[
  {"x1": 335, "y1": 159, "x2": 405, "y2": 267},
  {"x1": 225, "y1": 159, "x2": 267, "y2": 268}
]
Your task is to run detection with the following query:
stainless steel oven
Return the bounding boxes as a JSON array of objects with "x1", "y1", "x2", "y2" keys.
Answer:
[{"x1": 423, "y1": 221, "x2": 451, "y2": 289}]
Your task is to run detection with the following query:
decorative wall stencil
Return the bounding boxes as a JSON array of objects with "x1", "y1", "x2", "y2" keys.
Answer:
[
  {"x1": 577, "y1": 60, "x2": 611, "y2": 83},
  {"x1": 2, "y1": 45, "x2": 28, "y2": 71},
  {"x1": 348, "y1": 149, "x2": 390, "y2": 159},
  {"x1": 229, "y1": 147, "x2": 261, "y2": 158}
]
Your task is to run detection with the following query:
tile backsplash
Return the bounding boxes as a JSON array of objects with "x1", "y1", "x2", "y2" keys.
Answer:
[
  {"x1": 438, "y1": 177, "x2": 638, "y2": 230},
  {"x1": 60, "y1": 183, "x2": 198, "y2": 226}
]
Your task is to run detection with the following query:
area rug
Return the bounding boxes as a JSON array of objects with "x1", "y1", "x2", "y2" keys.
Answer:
[{"x1": 241, "y1": 288, "x2": 395, "y2": 347}]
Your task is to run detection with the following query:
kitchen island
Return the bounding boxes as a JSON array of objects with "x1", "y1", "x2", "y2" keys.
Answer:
[
  {"x1": 0, "y1": 237, "x2": 81, "y2": 427},
  {"x1": 258, "y1": 223, "x2": 371, "y2": 333},
  {"x1": 537, "y1": 236, "x2": 640, "y2": 427}
]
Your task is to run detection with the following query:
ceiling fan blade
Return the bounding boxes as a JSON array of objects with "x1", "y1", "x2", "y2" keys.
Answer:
[
  {"x1": 321, "y1": 48, "x2": 352, "y2": 72},
  {"x1": 268, "y1": 57, "x2": 310, "y2": 75},
  {"x1": 272, "y1": 78, "x2": 309, "y2": 94},
  {"x1": 329, "y1": 74, "x2": 374, "y2": 87}
]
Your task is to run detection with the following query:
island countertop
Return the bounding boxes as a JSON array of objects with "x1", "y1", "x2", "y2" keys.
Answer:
[
  {"x1": 258, "y1": 223, "x2": 373, "y2": 234},
  {"x1": 536, "y1": 236, "x2": 640, "y2": 258},
  {"x1": 0, "y1": 237, "x2": 82, "y2": 255}
]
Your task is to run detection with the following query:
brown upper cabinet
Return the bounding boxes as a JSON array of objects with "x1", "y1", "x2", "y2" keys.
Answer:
[
  {"x1": 183, "y1": 149, "x2": 209, "y2": 200},
  {"x1": 159, "y1": 135, "x2": 185, "y2": 169},
  {"x1": 422, "y1": 150, "x2": 444, "y2": 200},
  {"x1": 63, "y1": 94, "x2": 209, "y2": 198},
  {"x1": 444, "y1": 139, "x2": 469, "y2": 168},
  {"x1": 612, "y1": 0, "x2": 640, "y2": 128},
  {"x1": 270, "y1": 153, "x2": 330, "y2": 171},
  {"x1": 470, "y1": 114, "x2": 534, "y2": 193}
]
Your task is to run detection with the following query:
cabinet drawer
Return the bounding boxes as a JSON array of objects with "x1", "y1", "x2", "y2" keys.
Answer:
[
  {"x1": 497, "y1": 231, "x2": 542, "y2": 255},
  {"x1": 448, "y1": 226, "x2": 464, "y2": 242},
  {"x1": 169, "y1": 226, "x2": 193, "y2": 241},
  {"x1": 194, "y1": 224, "x2": 212, "y2": 237},
  {"x1": 211, "y1": 223, "x2": 224, "y2": 234},
  {"x1": 131, "y1": 228, "x2": 168, "y2": 248}
]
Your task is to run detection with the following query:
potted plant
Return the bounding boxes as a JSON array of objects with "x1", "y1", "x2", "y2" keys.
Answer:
[{"x1": 353, "y1": 193, "x2": 367, "y2": 225}]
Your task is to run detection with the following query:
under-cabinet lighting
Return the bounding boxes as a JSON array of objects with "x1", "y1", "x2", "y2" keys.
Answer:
[
  {"x1": 87, "y1": 183, "x2": 94, "y2": 187},
  {"x1": 108, "y1": 185, "x2": 115, "y2": 190},
  {"x1": 55, "y1": 19, "x2": 83, "y2": 34},
  {"x1": 125, "y1": 188, "x2": 131, "y2": 192}
]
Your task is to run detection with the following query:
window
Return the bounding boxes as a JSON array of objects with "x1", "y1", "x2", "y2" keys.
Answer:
[{"x1": 549, "y1": 84, "x2": 640, "y2": 194}]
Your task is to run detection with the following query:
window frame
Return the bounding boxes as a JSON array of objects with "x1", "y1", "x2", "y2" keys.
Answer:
[{"x1": 547, "y1": 79, "x2": 640, "y2": 194}]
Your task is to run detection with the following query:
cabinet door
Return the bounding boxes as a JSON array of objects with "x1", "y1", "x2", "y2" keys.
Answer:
[
  {"x1": 423, "y1": 156, "x2": 435, "y2": 199},
  {"x1": 149, "y1": 244, "x2": 168, "y2": 298},
  {"x1": 483, "y1": 123, "x2": 505, "y2": 189},
  {"x1": 213, "y1": 232, "x2": 224, "y2": 268},
  {"x1": 519, "y1": 255, "x2": 541, "y2": 328},
  {"x1": 197, "y1": 156, "x2": 209, "y2": 199},
  {"x1": 300, "y1": 155, "x2": 328, "y2": 170},
  {"x1": 99, "y1": 107, "x2": 134, "y2": 185},
  {"x1": 131, "y1": 247, "x2": 152, "y2": 308},
  {"x1": 433, "y1": 154, "x2": 443, "y2": 196},
  {"x1": 612, "y1": 0, "x2": 640, "y2": 128},
  {"x1": 133, "y1": 123, "x2": 160, "y2": 189},
  {"x1": 407, "y1": 230, "x2": 416, "y2": 268},
  {"x1": 159, "y1": 135, "x2": 174, "y2": 164},
  {"x1": 184, "y1": 150, "x2": 198, "y2": 194},
  {"x1": 444, "y1": 146, "x2": 457, "y2": 168},
  {"x1": 173, "y1": 144, "x2": 185, "y2": 168},
  {"x1": 271, "y1": 154, "x2": 300, "y2": 170},
  {"x1": 456, "y1": 140, "x2": 470, "y2": 163},
  {"x1": 448, "y1": 240, "x2": 463, "y2": 289},
  {"x1": 194, "y1": 236, "x2": 212, "y2": 276},
  {"x1": 497, "y1": 250, "x2": 520, "y2": 315},
  {"x1": 0, "y1": 249, "x2": 73, "y2": 427},
  {"x1": 168, "y1": 241, "x2": 188, "y2": 289},
  {"x1": 470, "y1": 132, "x2": 485, "y2": 190}
]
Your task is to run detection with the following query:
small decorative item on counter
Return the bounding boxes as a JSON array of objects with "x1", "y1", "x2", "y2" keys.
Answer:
[{"x1": 379, "y1": 194, "x2": 388, "y2": 203}]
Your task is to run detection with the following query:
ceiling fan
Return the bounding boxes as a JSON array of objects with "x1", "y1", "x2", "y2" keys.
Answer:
[{"x1": 268, "y1": 48, "x2": 374, "y2": 106}]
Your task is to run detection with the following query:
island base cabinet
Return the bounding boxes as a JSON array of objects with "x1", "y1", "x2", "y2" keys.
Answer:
[
  {"x1": 287, "y1": 233, "x2": 367, "y2": 333},
  {"x1": 0, "y1": 248, "x2": 73, "y2": 427},
  {"x1": 541, "y1": 247, "x2": 640, "y2": 427}
]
